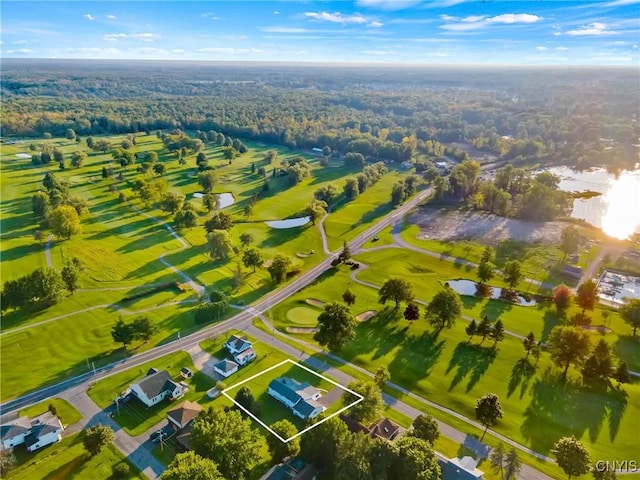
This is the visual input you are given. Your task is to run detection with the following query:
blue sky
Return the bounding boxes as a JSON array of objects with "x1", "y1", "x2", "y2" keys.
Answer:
[{"x1": 1, "y1": 1, "x2": 639, "y2": 65}]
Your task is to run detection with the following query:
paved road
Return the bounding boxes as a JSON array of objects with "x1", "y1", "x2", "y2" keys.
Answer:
[{"x1": 0, "y1": 188, "x2": 431, "y2": 415}]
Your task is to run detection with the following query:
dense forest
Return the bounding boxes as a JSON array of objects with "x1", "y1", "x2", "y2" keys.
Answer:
[{"x1": 2, "y1": 60, "x2": 638, "y2": 171}]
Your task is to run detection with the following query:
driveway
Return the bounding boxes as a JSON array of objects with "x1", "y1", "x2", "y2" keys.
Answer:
[{"x1": 185, "y1": 345, "x2": 221, "y2": 381}]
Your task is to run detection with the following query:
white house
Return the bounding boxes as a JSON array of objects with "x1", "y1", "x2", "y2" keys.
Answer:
[
  {"x1": 1, "y1": 416, "x2": 32, "y2": 449},
  {"x1": 267, "y1": 377, "x2": 325, "y2": 420},
  {"x1": 233, "y1": 348, "x2": 256, "y2": 366},
  {"x1": 129, "y1": 368, "x2": 186, "y2": 408},
  {"x1": 213, "y1": 359, "x2": 239, "y2": 378},
  {"x1": 1, "y1": 413, "x2": 63, "y2": 452},
  {"x1": 224, "y1": 335, "x2": 252, "y2": 355}
]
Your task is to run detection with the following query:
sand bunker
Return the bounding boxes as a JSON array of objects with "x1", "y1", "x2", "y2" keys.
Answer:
[
  {"x1": 286, "y1": 327, "x2": 319, "y2": 334},
  {"x1": 306, "y1": 299, "x2": 325, "y2": 308},
  {"x1": 356, "y1": 310, "x2": 377, "y2": 322},
  {"x1": 296, "y1": 253, "x2": 310, "y2": 258}
]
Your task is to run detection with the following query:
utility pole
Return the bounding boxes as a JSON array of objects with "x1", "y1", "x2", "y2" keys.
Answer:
[{"x1": 115, "y1": 395, "x2": 120, "y2": 416}]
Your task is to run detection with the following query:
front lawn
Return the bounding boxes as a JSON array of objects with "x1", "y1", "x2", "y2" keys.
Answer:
[
  {"x1": 6, "y1": 432, "x2": 143, "y2": 480},
  {"x1": 19, "y1": 398, "x2": 82, "y2": 427},
  {"x1": 88, "y1": 351, "x2": 215, "y2": 436}
]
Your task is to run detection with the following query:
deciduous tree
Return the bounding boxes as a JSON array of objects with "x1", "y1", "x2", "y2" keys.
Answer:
[
  {"x1": 576, "y1": 279, "x2": 598, "y2": 316},
  {"x1": 191, "y1": 408, "x2": 261, "y2": 480},
  {"x1": 344, "y1": 177, "x2": 359, "y2": 201},
  {"x1": 393, "y1": 436, "x2": 441, "y2": 480},
  {"x1": 548, "y1": 326, "x2": 591, "y2": 380},
  {"x1": 409, "y1": 414, "x2": 440, "y2": 444},
  {"x1": 552, "y1": 436, "x2": 591, "y2": 479},
  {"x1": 267, "y1": 420, "x2": 300, "y2": 462},
  {"x1": 378, "y1": 278, "x2": 414, "y2": 310},
  {"x1": 242, "y1": 247, "x2": 263, "y2": 272},
  {"x1": 425, "y1": 287, "x2": 462, "y2": 330},
  {"x1": 314, "y1": 302, "x2": 357, "y2": 351},
  {"x1": 160, "y1": 191, "x2": 185, "y2": 214},
  {"x1": 268, "y1": 254, "x2": 292, "y2": 284},
  {"x1": 523, "y1": 332, "x2": 536, "y2": 357},
  {"x1": 560, "y1": 225, "x2": 581, "y2": 260},
  {"x1": 475, "y1": 393, "x2": 503, "y2": 439},
  {"x1": 111, "y1": 318, "x2": 135, "y2": 347},
  {"x1": 161, "y1": 452, "x2": 224, "y2": 480},
  {"x1": 83, "y1": 425, "x2": 114, "y2": 456},
  {"x1": 342, "y1": 287, "x2": 356, "y2": 306},
  {"x1": 204, "y1": 211, "x2": 233, "y2": 232},
  {"x1": 404, "y1": 302, "x2": 420, "y2": 323},
  {"x1": 619, "y1": 298, "x2": 640, "y2": 336},
  {"x1": 553, "y1": 284, "x2": 572, "y2": 316},
  {"x1": 198, "y1": 170, "x2": 217, "y2": 192},
  {"x1": 345, "y1": 380, "x2": 383, "y2": 424},
  {"x1": 61, "y1": 263, "x2": 80, "y2": 293},
  {"x1": 306, "y1": 199, "x2": 328, "y2": 225},
  {"x1": 207, "y1": 230, "x2": 235, "y2": 262},
  {"x1": 374, "y1": 366, "x2": 390, "y2": 388},
  {"x1": 132, "y1": 316, "x2": 158, "y2": 342},
  {"x1": 502, "y1": 260, "x2": 523, "y2": 291},
  {"x1": 49, "y1": 205, "x2": 81, "y2": 239},
  {"x1": 70, "y1": 151, "x2": 86, "y2": 169},
  {"x1": 239, "y1": 233, "x2": 255, "y2": 248}
]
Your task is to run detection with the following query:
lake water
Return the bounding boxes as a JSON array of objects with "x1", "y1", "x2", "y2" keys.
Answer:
[
  {"x1": 447, "y1": 279, "x2": 536, "y2": 306},
  {"x1": 548, "y1": 166, "x2": 640, "y2": 240},
  {"x1": 265, "y1": 216, "x2": 311, "y2": 229}
]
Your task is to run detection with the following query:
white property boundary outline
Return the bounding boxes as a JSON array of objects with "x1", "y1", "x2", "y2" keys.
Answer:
[{"x1": 222, "y1": 358, "x2": 364, "y2": 443}]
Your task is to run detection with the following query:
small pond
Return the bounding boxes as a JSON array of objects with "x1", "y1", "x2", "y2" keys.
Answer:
[
  {"x1": 192, "y1": 192, "x2": 235, "y2": 209},
  {"x1": 447, "y1": 279, "x2": 536, "y2": 306},
  {"x1": 265, "y1": 216, "x2": 311, "y2": 229}
]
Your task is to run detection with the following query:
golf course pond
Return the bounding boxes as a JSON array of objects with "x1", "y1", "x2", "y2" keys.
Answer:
[
  {"x1": 265, "y1": 216, "x2": 311, "y2": 229},
  {"x1": 447, "y1": 279, "x2": 537, "y2": 306}
]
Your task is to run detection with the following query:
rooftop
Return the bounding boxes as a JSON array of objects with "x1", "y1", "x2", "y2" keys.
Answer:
[
  {"x1": 167, "y1": 400, "x2": 203, "y2": 427},
  {"x1": 134, "y1": 369, "x2": 174, "y2": 399}
]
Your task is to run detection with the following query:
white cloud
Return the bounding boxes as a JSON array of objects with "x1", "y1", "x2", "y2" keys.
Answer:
[
  {"x1": 362, "y1": 49, "x2": 395, "y2": 55},
  {"x1": 556, "y1": 46, "x2": 569, "y2": 51},
  {"x1": 172, "y1": 49, "x2": 185, "y2": 54},
  {"x1": 201, "y1": 12, "x2": 220, "y2": 20},
  {"x1": 106, "y1": 14, "x2": 116, "y2": 20},
  {"x1": 195, "y1": 47, "x2": 263, "y2": 54},
  {"x1": 536, "y1": 46, "x2": 548, "y2": 51},
  {"x1": 12, "y1": 40, "x2": 30, "y2": 45},
  {"x1": 6, "y1": 48, "x2": 35, "y2": 54},
  {"x1": 273, "y1": 10, "x2": 280, "y2": 15},
  {"x1": 84, "y1": 14, "x2": 94, "y2": 21},
  {"x1": 261, "y1": 26, "x2": 309, "y2": 33},
  {"x1": 304, "y1": 11, "x2": 368, "y2": 24},
  {"x1": 599, "y1": 0, "x2": 640, "y2": 6},
  {"x1": 103, "y1": 33, "x2": 128, "y2": 42},
  {"x1": 130, "y1": 33, "x2": 158, "y2": 42},
  {"x1": 368, "y1": 21, "x2": 384, "y2": 28},
  {"x1": 566, "y1": 23, "x2": 619, "y2": 36},
  {"x1": 356, "y1": 0, "x2": 424, "y2": 9},
  {"x1": 440, "y1": 13, "x2": 542, "y2": 31}
]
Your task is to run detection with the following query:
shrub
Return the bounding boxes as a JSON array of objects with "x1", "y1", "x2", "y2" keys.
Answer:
[{"x1": 112, "y1": 462, "x2": 130, "y2": 479}]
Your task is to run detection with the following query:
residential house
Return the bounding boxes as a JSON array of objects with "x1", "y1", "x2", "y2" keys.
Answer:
[
  {"x1": 268, "y1": 377, "x2": 325, "y2": 420},
  {"x1": 233, "y1": 348, "x2": 256, "y2": 366},
  {"x1": 214, "y1": 359, "x2": 239, "y2": 378},
  {"x1": 224, "y1": 335, "x2": 252, "y2": 355},
  {"x1": 129, "y1": 368, "x2": 186, "y2": 408},
  {"x1": 437, "y1": 453, "x2": 484, "y2": 480},
  {"x1": 368, "y1": 417, "x2": 400, "y2": 441},
  {"x1": 167, "y1": 400, "x2": 202, "y2": 431},
  {"x1": 1, "y1": 417, "x2": 32, "y2": 449},
  {"x1": 24, "y1": 413, "x2": 64, "y2": 452},
  {"x1": 1, "y1": 413, "x2": 63, "y2": 452},
  {"x1": 260, "y1": 458, "x2": 318, "y2": 480},
  {"x1": 340, "y1": 414, "x2": 401, "y2": 441}
]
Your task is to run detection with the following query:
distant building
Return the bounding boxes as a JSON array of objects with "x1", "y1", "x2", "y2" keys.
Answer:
[
  {"x1": 562, "y1": 265, "x2": 583, "y2": 279},
  {"x1": 233, "y1": 348, "x2": 257, "y2": 366},
  {"x1": 340, "y1": 414, "x2": 401, "y2": 441},
  {"x1": 438, "y1": 454, "x2": 484, "y2": 480},
  {"x1": 268, "y1": 377, "x2": 325, "y2": 420},
  {"x1": 260, "y1": 457, "x2": 318, "y2": 480}
]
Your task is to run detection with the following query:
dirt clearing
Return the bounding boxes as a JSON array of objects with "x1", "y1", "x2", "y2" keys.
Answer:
[{"x1": 408, "y1": 207, "x2": 566, "y2": 245}]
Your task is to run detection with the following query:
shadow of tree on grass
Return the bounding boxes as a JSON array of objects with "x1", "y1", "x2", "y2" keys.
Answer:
[
  {"x1": 507, "y1": 358, "x2": 537, "y2": 399},
  {"x1": 446, "y1": 342, "x2": 497, "y2": 393}
]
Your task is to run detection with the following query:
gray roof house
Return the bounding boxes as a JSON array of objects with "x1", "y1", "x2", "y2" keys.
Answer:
[
  {"x1": 225, "y1": 335, "x2": 253, "y2": 355},
  {"x1": 268, "y1": 377, "x2": 325, "y2": 421},
  {"x1": 214, "y1": 359, "x2": 239, "y2": 378},
  {"x1": 130, "y1": 369, "x2": 186, "y2": 408},
  {"x1": 1, "y1": 413, "x2": 63, "y2": 452}
]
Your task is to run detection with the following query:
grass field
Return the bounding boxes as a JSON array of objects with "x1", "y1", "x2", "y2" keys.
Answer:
[
  {"x1": 6, "y1": 432, "x2": 143, "y2": 480},
  {"x1": 0, "y1": 134, "x2": 416, "y2": 402},
  {"x1": 18, "y1": 398, "x2": 82, "y2": 427},
  {"x1": 269, "y1": 258, "x2": 640, "y2": 465}
]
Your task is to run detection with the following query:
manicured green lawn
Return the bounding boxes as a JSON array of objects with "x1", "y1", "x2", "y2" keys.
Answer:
[
  {"x1": 268, "y1": 258, "x2": 640, "y2": 464},
  {"x1": 286, "y1": 305, "x2": 321, "y2": 326},
  {"x1": 6, "y1": 432, "x2": 143, "y2": 480},
  {"x1": 89, "y1": 351, "x2": 216, "y2": 436},
  {"x1": 19, "y1": 398, "x2": 82, "y2": 427}
]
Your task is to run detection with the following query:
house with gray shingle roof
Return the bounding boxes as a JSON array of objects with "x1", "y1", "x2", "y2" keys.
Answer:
[
  {"x1": 130, "y1": 369, "x2": 186, "y2": 407},
  {"x1": 267, "y1": 377, "x2": 325, "y2": 420},
  {"x1": 224, "y1": 335, "x2": 252, "y2": 355},
  {"x1": 1, "y1": 412, "x2": 63, "y2": 452}
]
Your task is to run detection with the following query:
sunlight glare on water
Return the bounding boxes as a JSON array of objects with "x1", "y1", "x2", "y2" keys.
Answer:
[{"x1": 601, "y1": 172, "x2": 640, "y2": 240}]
